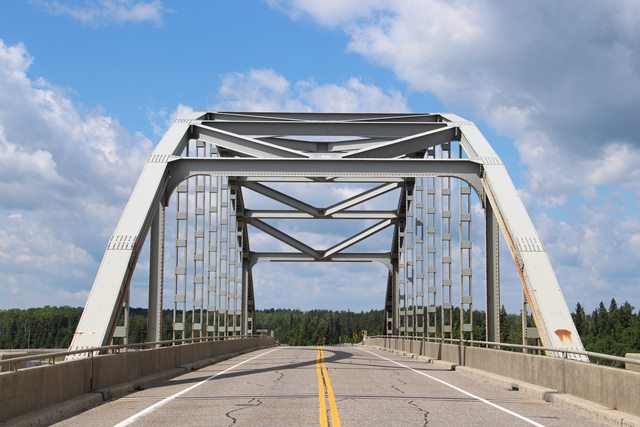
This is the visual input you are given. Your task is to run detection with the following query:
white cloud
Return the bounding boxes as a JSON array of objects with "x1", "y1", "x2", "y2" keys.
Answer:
[
  {"x1": 269, "y1": 0, "x2": 640, "y2": 309},
  {"x1": 214, "y1": 69, "x2": 408, "y2": 113},
  {"x1": 267, "y1": 0, "x2": 385, "y2": 26},
  {"x1": 253, "y1": 261, "x2": 388, "y2": 311},
  {"x1": 35, "y1": 0, "x2": 166, "y2": 27},
  {"x1": 0, "y1": 39, "x2": 152, "y2": 308},
  {"x1": 271, "y1": 0, "x2": 640, "y2": 198}
]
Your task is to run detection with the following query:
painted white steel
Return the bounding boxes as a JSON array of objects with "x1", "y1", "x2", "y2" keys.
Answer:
[
  {"x1": 69, "y1": 113, "x2": 206, "y2": 350},
  {"x1": 441, "y1": 113, "x2": 585, "y2": 357}
]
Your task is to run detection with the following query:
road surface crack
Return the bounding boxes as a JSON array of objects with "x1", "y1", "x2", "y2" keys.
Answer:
[
  {"x1": 273, "y1": 370, "x2": 284, "y2": 382},
  {"x1": 225, "y1": 398, "x2": 263, "y2": 426},
  {"x1": 408, "y1": 400, "x2": 430, "y2": 426},
  {"x1": 394, "y1": 369, "x2": 407, "y2": 386},
  {"x1": 391, "y1": 384, "x2": 405, "y2": 394},
  {"x1": 390, "y1": 369, "x2": 407, "y2": 394}
]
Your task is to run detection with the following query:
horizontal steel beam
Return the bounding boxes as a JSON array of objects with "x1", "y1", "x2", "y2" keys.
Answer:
[
  {"x1": 166, "y1": 158, "x2": 481, "y2": 192},
  {"x1": 343, "y1": 114, "x2": 441, "y2": 123},
  {"x1": 195, "y1": 121, "x2": 449, "y2": 138},
  {"x1": 166, "y1": 158, "x2": 484, "y2": 205},
  {"x1": 238, "y1": 176, "x2": 405, "y2": 183},
  {"x1": 243, "y1": 209, "x2": 397, "y2": 219},
  {"x1": 251, "y1": 252, "x2": 391, "y2": 264},
  {"x1": 211, "y1": 112, "x2": 441, "y2": 122}
]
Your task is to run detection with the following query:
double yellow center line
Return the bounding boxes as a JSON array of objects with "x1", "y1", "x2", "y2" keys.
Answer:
[{"x1": 316, "y1": 346, "x2": 341, "y2": 427}]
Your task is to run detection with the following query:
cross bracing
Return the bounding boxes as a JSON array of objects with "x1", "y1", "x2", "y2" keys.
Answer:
[{"x1": 69, "y1": 112, "x2": 587, "y2": 361}]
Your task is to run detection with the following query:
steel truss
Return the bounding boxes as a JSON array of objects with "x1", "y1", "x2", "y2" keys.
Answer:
[{"x1": 69, "y1": 112, "x2": 586, "y2": 360}]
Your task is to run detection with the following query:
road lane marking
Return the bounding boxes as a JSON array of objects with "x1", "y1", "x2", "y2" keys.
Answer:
[
  {"x1": 320, "y1": 348, "x2": 341, "y2": 427},
  {"x1": 359, "y1": 348, "x2": 545, "y2": 427},
  {"x1": 316, "y1": 347, "x2": 329, "y2": 427},
  {"x1": 114, "y1": 347, "x2": 280, "y2": 427},
  {"x1": 317, "y1": 346, "x2": 342, "y2": 427}
]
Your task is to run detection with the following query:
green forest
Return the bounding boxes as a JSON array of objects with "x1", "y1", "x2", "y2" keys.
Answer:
[{"x1": 1, "y1": 299, "x2": 638, "y2": 359}]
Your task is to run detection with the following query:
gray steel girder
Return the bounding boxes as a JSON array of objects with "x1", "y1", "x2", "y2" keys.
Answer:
[{"x1": 68, "y1": 111, "x2": 586, "y2": 361}]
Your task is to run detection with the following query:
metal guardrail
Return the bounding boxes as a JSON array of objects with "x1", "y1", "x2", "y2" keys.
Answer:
[
  {"x1": 366, "y1": 335, "x2": 640, "y2": 367},
  {"x1": 0, "y1": 335, "x2": 257, "y2": 372}
]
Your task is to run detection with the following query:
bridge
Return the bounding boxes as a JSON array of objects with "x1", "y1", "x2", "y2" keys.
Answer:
[{"x1": 1, "y1": 112, "x2": 639, "y2": 426}]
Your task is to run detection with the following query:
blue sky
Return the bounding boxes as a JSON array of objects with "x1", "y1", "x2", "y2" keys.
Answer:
[{"x1": 0, "y1": 0, "x2": 638, "y2": 314}]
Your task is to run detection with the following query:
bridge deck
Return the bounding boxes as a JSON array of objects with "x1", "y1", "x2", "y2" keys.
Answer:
[{"x1": 55, "y1": 346, "x2": 602, "y2": 426}]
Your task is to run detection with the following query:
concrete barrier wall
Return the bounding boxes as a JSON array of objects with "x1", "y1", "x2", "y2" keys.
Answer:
[
  {"x1": 0, "y1": 358, "x2": 92, "y2": 422},
  {"x1": 368, "y1": 337, "x2": 640, "y2": 417},
  {"x1": 0, "y1": 336, "x2": 275, "y2": 423},
  {"x1": 563, "y1": 358, "x2": 640, "y2": 416}
]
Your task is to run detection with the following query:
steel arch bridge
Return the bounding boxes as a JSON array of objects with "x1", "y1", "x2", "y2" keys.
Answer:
[{"x1": 70, "y1": 112, "x2": 585, "y2": 358}]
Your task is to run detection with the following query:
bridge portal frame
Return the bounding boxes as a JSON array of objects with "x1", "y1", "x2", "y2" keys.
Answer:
[{"x1": 69, "y1": 112, "x2": 585, "y2": 359}]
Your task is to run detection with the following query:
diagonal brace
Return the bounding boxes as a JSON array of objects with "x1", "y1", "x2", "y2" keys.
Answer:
[
  {"x1": 323, "y1": 219, "x2": 393, "y2": 258},
  {"x1": 242, "y1": 181, "x2": 321, "y2": 216},
  {"x1": 247, "y1": 218, "x2": 321, "y2": 259},
  {"x1": 196, "y1": 124, "x2": 309, "y2": 159},
  {"x1": 324, "y1": 183, "x2": 400, "y2": 216},
  {"x1": 343, "y1": 126, "x2": 457, "y2": 159}
]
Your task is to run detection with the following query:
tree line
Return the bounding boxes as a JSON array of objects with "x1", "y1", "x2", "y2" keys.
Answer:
[{"x1": 0, "y1": 300, "x2": 638, "y2": 359}]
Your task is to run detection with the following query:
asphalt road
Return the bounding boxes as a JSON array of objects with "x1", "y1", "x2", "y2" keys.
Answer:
[{"x1": 55, "y1": 345, "x2": 606, "y2": 426}]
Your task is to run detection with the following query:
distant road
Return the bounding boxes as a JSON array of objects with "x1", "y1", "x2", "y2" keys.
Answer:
[{"x1": 56, "y1": 346, "x2": 604, "y2": 426}]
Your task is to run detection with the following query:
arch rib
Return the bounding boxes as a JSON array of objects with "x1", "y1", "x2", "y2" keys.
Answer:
[
  {"x1": 441, "y1": 113, "x2": 586, "y2": 358},
  {"x1": 68, "y1": 112, "x2": 207, "y2": 351}
]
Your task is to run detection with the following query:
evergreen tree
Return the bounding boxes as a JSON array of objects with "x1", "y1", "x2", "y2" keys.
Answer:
[{"x1": 573, "y1": 302, "x2": 586, "y2": 336}]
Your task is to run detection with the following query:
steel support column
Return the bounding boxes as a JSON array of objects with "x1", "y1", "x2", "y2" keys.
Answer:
[
  {"x1": 147, "y1": 203, "x2": 164, "y2": 343},
  {"x1": 440, "y1": 143, "x2": 453, "y2": 338},
  {"x1": 392, "y1": 259, "x2": 400, "y2": 335},
  {"x1": 241, "y1": 259, "x2": 248, "y2": 335},
  {"x1": 486, "y1": 201, "x2": 501, "y2": 342}
]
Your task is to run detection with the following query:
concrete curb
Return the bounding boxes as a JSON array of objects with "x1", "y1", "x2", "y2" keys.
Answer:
[
  {"x1": 550, "y1": 394, "x2": 640, "y2": 427},
  {"x1": 95, "y1": 367, "x2": 188, "y2": 401},
  {"x1": 0, "y1": 344, "x2": 277, "y2": 427},
  {"x1": 455, "y1": 366, "x2": 558, "y2": 401},
  {"x1": 456, "y1": 366, "x2": 640, "y2": 426},
  {"x1": 0, "y1": 393, "x2": 103, "y2": 427},
  {"x1": 365, "y1": 344, "x2": 640, "y2": 427},
  {"x1": 363, "y1": 345, "x2": 456, "y2": 371}
]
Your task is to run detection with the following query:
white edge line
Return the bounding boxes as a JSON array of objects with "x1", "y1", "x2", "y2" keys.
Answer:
[
  {"x1": 114, "y1": 347, "x2": 280, "y2": 426},
  {"x1": 359, "y1": 348, "x2": 545, "y2": 427}
]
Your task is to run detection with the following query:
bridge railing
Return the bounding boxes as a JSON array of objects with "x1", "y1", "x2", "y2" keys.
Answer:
[
  {"x1": 366, "y1": 335, "x2": 640, "y2": 367},
  {"x1": 0, "y1": 335, "x2": 259, "y2": 372}
]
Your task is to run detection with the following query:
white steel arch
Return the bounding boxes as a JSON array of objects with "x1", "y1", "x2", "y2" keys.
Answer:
[{"x1": 69, "y1": 112, "x2": 585, "y2": 359}]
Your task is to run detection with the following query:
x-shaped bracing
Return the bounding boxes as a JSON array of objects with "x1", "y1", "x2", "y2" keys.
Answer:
[{"x1": 242, "y1": 181, "x2": 397, "y2": 263}]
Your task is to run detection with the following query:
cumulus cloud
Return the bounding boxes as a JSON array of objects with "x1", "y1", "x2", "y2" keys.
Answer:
[
  {"x1": 272, "y1": 0, "x2": 640, "y2": 199},
  {"x1": 34, "y1": 0, "x2": 166, "y2": 27},
  {"x1": 253, "y1": 260, "x2": 388, "y2": 311},
  {"x1": 0, "y1": 39, "x2": 152, "y2": 307},
  {"x1": 270, "y1": 0, "x2": 640, "y2": 308},
  {"x1": 215, "y1": 69, "x2": 408, "y2": 113}
]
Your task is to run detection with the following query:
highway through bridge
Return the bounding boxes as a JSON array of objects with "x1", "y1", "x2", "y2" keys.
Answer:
[{"x1": 54, "y1": 346, "x2": 601, "y2": 427}]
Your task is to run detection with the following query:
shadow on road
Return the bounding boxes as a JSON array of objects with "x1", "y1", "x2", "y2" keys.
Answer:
[{"x1": 163, "y1": 346, "x2": 352, "y2": 386}]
